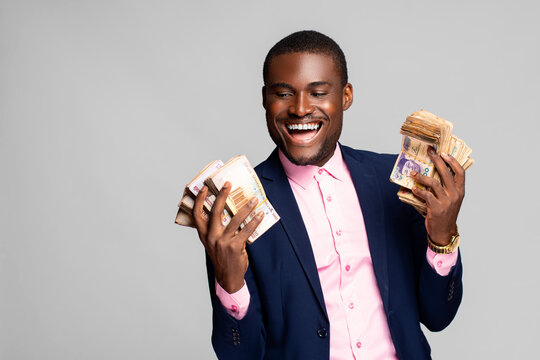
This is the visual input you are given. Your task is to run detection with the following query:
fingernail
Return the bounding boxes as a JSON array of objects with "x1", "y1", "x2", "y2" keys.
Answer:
[
  {"x1": 410, "y1": 171, "x2": 417, "y2": 176},
  {"x1": 256, "y1": 211, "x2": 264, "y2": 219},
  {"x1": 428, "y1": 148, "x2": 435, "y2": 155},
  {"x1": 249, "y1": 197, "x2": 258, "y2": 206},
  {"x1": 223, "y1": 181, "x2": 231, "y2": 188},
  {"x1": 412, "y1": 186, "x2": 417, "y2": 192},
  {"x1": 441, "y1": 152, "x2": 449, "y2": 158}
]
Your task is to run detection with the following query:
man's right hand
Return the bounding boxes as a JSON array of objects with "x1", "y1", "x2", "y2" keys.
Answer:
[{"x1": 193, "y1": 182, "x2": 264, "y2": 294}]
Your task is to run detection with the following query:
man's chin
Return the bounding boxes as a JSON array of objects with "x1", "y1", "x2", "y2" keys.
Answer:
[
  {"x1": 282, "y1": 146, "x2": 332, "y2": 166},
  {"x1": 286, "y1": 154, "x2": 318, "y2": 166},
  {"x1": 270, "y1": 129, "x2": 338, "y2": 166}
]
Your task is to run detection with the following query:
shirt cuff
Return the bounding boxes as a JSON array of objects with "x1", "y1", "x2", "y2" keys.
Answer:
[
  {"x1": 215, "y1": 278, "x2": 251, "y2": 320},
  {"x1": 426, "y1": 247, "x2": 459, "y2": 276}
]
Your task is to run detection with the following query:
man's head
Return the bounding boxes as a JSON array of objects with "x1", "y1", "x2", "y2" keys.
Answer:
[
  {"x1": 263, "y1": 31, "x2": 348, "y2": 87},
  {"x1": 262, "y1": 31, "x2": 353, "y2": 167}
]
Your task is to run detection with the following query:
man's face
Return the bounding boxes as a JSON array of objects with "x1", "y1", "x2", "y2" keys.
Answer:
[{"x1": 263, "y1": 52, "x2": 353, "y2": 166}]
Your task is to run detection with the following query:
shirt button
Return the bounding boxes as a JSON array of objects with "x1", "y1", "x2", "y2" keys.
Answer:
[
  {"x1": 356, "y1": 341, "x2": 362, "y2": 348},
  {"x1": 345, "y1": 265, "x2": 351, "y2": 271},
  {"x1": 437, "y1": 260, "x2": 443, "y2": 268},
  {"x1": 231, "y1": 305, "x2": 238, "y2": 312},
  {"x1": 318, "y1": 169, "x2": 323, "y2": 175},
  {"x1": 326, "y1": 195, "x2": 332, "y2": 202},
  {"x1": 348, "y1": 302, "x2": 354, "y2": 309},
  {"x1": 336, "y1": 229, "x2": 342, "y2": 236}
]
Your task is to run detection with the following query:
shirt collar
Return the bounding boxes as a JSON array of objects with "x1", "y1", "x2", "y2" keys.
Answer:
[{"x1": 278, "y1": 144, "x2": 347, "y2": 189}]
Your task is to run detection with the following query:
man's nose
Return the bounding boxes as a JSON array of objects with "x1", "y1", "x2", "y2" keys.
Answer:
[{"x1": 288, "y1": 92, "x2": 314, "y2": 117}]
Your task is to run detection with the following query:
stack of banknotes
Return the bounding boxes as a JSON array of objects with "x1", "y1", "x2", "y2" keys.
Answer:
[
  {"x1": 175, "y1": 155, "x2": 280, "y2": 243},
  {"x1": 389, "y1": 110, "x2": 474, "y2": 216}
]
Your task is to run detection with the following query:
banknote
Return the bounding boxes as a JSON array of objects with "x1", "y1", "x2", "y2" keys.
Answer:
[
  {"x1": 390, "y1": 135, "x2": 435, "y2": 190},
  {"x1": 390, "y1": 110, "x2": 474, "y2": 216},
  {"x1": 397, "y1": 187, "x2": 427, "y2": 216},
  {"x1": 186, "y1": 160, "x2": 224, "y2": 197},
  {"x1": 175, "y1": 208, "x2": 195, "y2": 227},
  {"x1": 176, "y1": 160, "x2": 230, "y2": 227},
  {"x1": 205, "y1": 155, "x2": 280, "y2": 243},
  {"x1": 400, "y1": 109, "x2": 453, "y2": 152},
  {"x1": 175, "y1": 155, "x2": 280, "y2": 242}
]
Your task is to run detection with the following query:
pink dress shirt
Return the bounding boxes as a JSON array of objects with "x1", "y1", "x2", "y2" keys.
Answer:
[{"x1": 216, "y1": 146, "x2": 458, "y2": 359}]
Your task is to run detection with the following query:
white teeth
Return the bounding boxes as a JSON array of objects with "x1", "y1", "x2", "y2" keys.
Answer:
[{"x1": 286, "y1": 123, "x2": 320, "y2": 131}]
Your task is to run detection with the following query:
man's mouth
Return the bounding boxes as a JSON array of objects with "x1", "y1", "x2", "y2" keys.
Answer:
[{"x1": 284, "y1": 121, "x2": 322, "y2": 142}]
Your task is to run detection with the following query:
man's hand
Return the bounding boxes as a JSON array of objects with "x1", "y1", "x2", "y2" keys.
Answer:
[
  {"x1": 410, "y1": 148, "x2": 465, "y2": 246},
  {"x1": 193, "y1": 182, "x2": 264, "y2": 293}
]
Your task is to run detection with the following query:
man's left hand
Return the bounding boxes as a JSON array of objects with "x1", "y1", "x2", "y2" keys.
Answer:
[{"x1": 410, "y1": 147, "x2": 465, "y2": 246}]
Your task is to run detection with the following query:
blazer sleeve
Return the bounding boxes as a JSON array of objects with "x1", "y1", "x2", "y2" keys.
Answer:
[
  {"x1": 205, "y1": 253, "x2": 266, "y2": 359},
  {"x1": 409, "y1": 208, "x2": 463, "y2": 332}
]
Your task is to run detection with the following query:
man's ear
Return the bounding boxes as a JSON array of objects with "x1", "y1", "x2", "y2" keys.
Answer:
[
  {"x1": 262, "y1": 86, "x2": 267, "y2": 109},
  {"x1": 342, "y1": 83, "x2": 353, "y2": 110}
]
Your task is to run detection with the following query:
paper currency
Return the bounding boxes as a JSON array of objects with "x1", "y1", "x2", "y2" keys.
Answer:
[
  {"x1": 205, "y1": 155, "x2": 280, "y2": 243},
  {"x1": 186, "y1": 160, "x2": 224, "y2": 197},
  {"x1": 390, "y1": 136, "x2": 435, "y2": 189},
  {"x1": 390, "y1": 110, "x2": 474, "y2": 215},
  {"x1": 175, "y1": 207, "x2": 195, "y2": 227},
  {"x1": 400, "y1": 109, "x2": 453, "y2": 152},
  {"x1": 175, "y1": 155, "x2": 280, "y2": 243},
  {"x1": 176, "y1": 160, "x2": 229, "y2": 226}
]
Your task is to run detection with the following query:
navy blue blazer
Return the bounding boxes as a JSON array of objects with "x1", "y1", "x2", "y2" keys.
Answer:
[{"x1": 205, "y1": 144, "x2": 462, "y2": 360}]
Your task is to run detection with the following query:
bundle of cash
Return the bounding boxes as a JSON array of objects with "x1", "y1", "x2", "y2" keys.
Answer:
[
  {"x1": 175, "y1": 155, "x2": 280, "y2": 243},
  {"x1": 389, "y1": 110, "x2": 474, "y2": 216},
  {"x1": 176, "y1": 160, "x2": 226, "y2": 228}
]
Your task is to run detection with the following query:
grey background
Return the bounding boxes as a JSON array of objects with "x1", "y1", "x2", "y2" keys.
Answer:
[{"x1": 1, "y1": 0, "x2": 538, "y2": 359}]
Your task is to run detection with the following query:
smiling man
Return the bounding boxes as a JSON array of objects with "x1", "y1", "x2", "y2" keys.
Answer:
[
  {"x1": 193, "y1": 31, "x2": 465, "y2": 360},
  {"x1": 263, "y1": 50, "x2": 351, "y2": 167}
]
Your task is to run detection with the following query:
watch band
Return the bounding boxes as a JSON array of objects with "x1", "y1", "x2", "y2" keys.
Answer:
[{"x1": 427, "y1": 227, "x2": 460, "y2": 254}]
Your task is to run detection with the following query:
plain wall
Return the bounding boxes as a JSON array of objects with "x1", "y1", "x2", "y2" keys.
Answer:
[{"x1": 1, "y1": 0, "x2": 539, "y2": 359}]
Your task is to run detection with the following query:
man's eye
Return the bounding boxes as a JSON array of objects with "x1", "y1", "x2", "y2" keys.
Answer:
[
  {"x1": 312, "y1": 92, "x2": 327, "y2": 97},
  {"x1": 276, "y1": 92, "x2": 292, "y2": 98}
]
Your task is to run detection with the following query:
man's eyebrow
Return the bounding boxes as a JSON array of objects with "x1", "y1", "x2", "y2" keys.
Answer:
[
  {"x1": 268, "y1": 81, "x2": 332, "y2": 89},
  {"x1": 268, "y1": 82, "x2": 294, "y2": 90},
  {"x1": 307, "y1": 81, "x2": 332, "y2": 87}
]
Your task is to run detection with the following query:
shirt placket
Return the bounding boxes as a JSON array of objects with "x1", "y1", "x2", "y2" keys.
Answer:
[
  {"x1": 315, "y1": 168, "x2": 342, "y2": 254},
  {"x1": 316, "y1": 168, "x2": 358, "y2": 359}
]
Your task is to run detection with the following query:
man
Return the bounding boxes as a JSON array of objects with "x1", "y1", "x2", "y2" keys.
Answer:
[{"x1": 193, "y1": 31, "x2": 465, "y2": 359}]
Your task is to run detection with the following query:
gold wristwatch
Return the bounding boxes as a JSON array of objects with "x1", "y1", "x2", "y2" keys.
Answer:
[{"x1": 427, "y1": 227, "x2": 460, "y2": 254}]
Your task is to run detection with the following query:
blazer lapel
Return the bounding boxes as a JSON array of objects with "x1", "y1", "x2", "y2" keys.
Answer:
[
  {"x1": 341, "y1": 145, "x2": 390, "y2": 309},
  {"x1": 258, "y1": 150, "x2": 328, "y2": 320}
]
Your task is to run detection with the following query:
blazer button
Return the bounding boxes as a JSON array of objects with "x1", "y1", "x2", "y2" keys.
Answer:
[{"x1": 317, "y1": 328, "x2": 328, "y2": 338}]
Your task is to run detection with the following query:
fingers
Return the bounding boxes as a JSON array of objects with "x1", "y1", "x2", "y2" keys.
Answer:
[
  {"x1": 411, "y1": 182, "x2": 438, "y2": 208},
  {"x1": 441, "y1": 152, "x2": 466, "y2": 195},
  {"x1": 224, "y1": 197, "x2": 260, "y2": 237},
  {"x1": 194, "y1": 183, "x2": 265, "y2": 252},
  {"x1": 427, "y1": 147, "x2": 456, "y2": 194},
  {"x1": 193, "y1": 186, "x2": 209, "y2": 239},
  {"x1": 411, "y1": 148, "x2": 466, "y2": 231},
  {"x1": 209, "y1": 181, "x2": 232, "y2": 231},
  {"x1": 236, "y1": 210, "x2": 265, "y2": 242},
  {"x1": 411, "y1": 170, "x2": 446, "y2": 200}
]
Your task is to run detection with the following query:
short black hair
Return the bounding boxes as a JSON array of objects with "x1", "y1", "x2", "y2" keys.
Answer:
[{"x1": 263, "y1": 30, "x2": 348, "y2": 87}]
